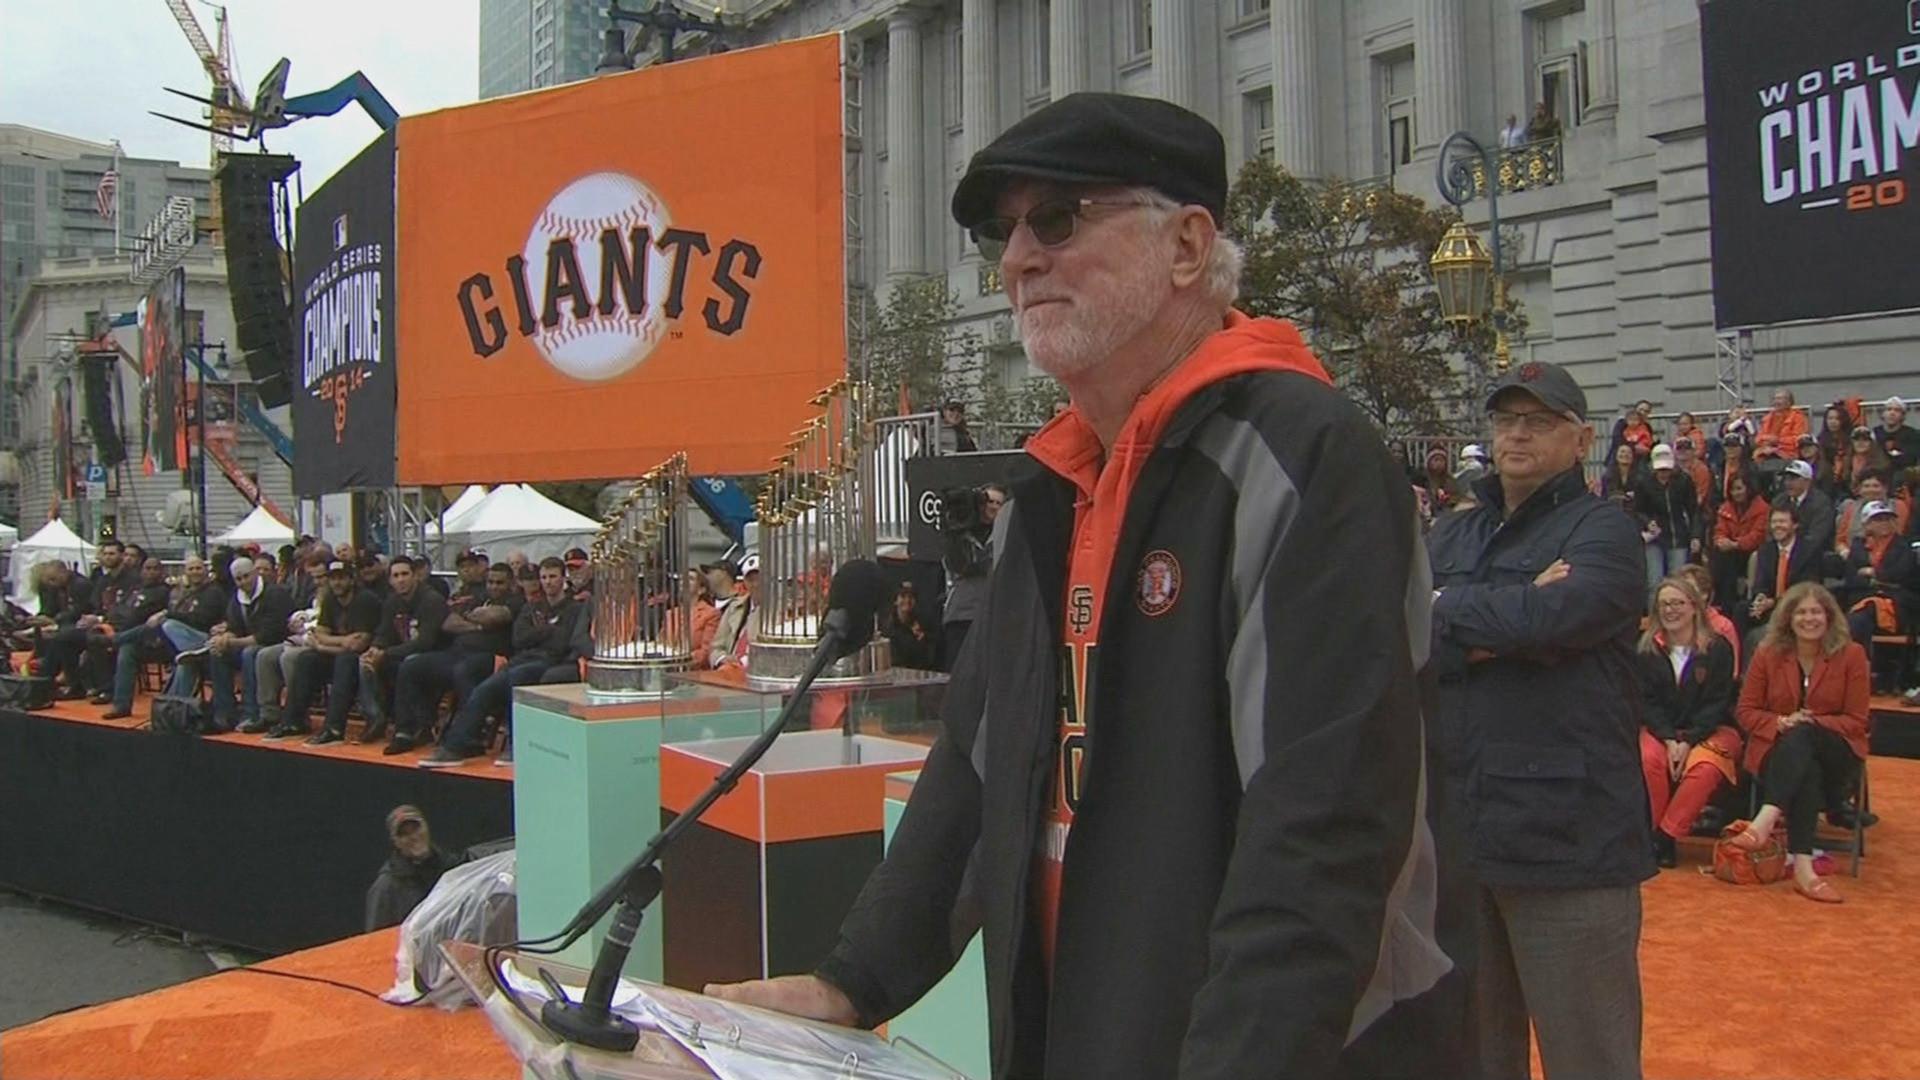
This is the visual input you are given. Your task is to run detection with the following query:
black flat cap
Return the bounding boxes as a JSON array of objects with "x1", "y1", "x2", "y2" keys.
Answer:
[
  {"x1": 1485, "y1": 361, "x2": 1589, "y2": 422},
  {"x1": 951, "y1": 93, "x2": 1228, "y2": 229}
]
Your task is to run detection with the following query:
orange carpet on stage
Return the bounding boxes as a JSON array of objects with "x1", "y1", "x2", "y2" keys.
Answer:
[
  {"x1": 0, "y1": 929, "x2": 517, "y2": 1080},
  {"x1": 4, "y1": 759, "x2": 1920, "y2": 1078}
]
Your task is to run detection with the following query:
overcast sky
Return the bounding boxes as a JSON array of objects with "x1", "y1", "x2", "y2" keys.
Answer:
[{"x1": 0, "y1": 0, "x2": 479, "y2": 190}]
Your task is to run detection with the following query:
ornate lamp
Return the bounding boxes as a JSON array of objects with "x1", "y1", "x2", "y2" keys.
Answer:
[{"x1": 1429, "y1": 220, "x2": 1494, "y2": 327}]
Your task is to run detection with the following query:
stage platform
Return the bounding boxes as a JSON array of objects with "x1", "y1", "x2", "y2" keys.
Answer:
[
  {"x1": 4, "y1": 758, "x2": 1917, "y2": 1078},
  {"x1": 0, "y1": 695, "x2": 515, "y2": 955}
]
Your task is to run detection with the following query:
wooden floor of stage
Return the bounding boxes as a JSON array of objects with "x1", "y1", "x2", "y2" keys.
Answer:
[{"x1": 8, "y1": 679, "x2": 512, "y2": 784}]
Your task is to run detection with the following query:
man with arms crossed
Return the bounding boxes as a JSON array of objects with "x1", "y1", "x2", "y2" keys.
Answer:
[{"x1": 1428, "y1": 362, "x2": 1652, "y2": 1079}]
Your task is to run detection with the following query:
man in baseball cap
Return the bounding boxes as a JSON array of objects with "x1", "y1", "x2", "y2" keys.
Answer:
[
  {"x1": 1430, "y1": 357, "x2": 1654, "y2": 1079},
  {"x1": 1780, "y1": 458, "x2": 1837, "y2": 553},
  {"x1": 712, "y1": 92, "x2": 1471, "y2": 1079}
]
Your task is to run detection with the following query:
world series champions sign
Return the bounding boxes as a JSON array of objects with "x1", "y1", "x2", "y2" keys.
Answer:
[
  {"x1": 1701, "y1": 0, "x2": 1920, "y2": 328},
  {"x1": 292, "y1": 129, "x2": 396, "y2": 494},
  {"x1": 394, "y1": 34, "x2": 846, "y2": 483}
]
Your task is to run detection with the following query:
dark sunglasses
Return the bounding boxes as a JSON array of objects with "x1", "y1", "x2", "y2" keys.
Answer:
[{"x1": 968, "y1": 197, "x2": 1151, "y2": 262}]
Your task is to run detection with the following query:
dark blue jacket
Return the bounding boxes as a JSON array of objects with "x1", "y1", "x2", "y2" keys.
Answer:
[{"x1": 1427, "y1": 466, "x2": 1656, "y2": 890}]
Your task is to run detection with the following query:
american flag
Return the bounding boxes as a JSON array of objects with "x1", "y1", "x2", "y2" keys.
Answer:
[{"x1": 95, "y1": 168, "x2": 118, "y2": 221}]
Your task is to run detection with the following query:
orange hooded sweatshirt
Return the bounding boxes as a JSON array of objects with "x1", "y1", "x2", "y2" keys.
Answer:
[{"x1": 1022, "y1": 310, "x2": 1331, "y2": 969}]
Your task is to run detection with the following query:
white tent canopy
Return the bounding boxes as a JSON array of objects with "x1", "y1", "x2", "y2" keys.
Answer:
[
  {"x1": 425, "y1": 484, "x2": 491, "y2": 539},
  {"x1": 214, "y1": 505, "x2": 295, "y2": 546},
  {"x1": 442, "y1": 484, "x2": 598, "y2": 562},
  {"x1": 7, "y1": 518, "x2": 96, "y2": 609}
]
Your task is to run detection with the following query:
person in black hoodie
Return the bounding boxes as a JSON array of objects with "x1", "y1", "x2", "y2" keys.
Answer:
[
  {"x1": 382, "y1": 562, "x2": 522, "y2": 752},
  {"x1": 356, "y1": 556, "x2": 450, "y2": 755},
  {"x1": 104, "y1": 554, "x2": 226, "y2": 717},
  {"x1": 204, "y1": 556, "x2": 294, "y2": 732},
  {"x1": 85, "y1": 556, "x2": 172, "y2": 703},
  {"x1": 28, "y1": 559, "x2": 96, "y2": 698},
  {"x1": 364, "y1": 805, "x2": 466, "y2": 931},
  {"x1": 272, "y1": 562, "x2": 384, "y2": 739},
  {"x1": 1838, "y1": 501, "x2": 1918, "y2": 689},
  {"x1": 419, "y1": 557, "x2": 587, "y2": 767},
  {"x1": 883, "y1": 581, "x2": 938, "y2": 670},
  {"x1": 1631, "y1": 443, "x2": 1700, "y2": 600}
]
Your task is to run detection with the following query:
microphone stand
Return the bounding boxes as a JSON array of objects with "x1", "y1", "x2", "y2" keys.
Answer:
[{"x1": 538, "y1": 611, "x2": 860, "y2": 1052}]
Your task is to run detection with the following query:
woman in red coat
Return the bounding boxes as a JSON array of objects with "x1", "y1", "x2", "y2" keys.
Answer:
[
  {"x1": 1732, "y1": 582, "x2": 1870, "y2": 903},
  {"x1": 1709, "y1": 471, "x2": 1768, "y2": 610},
  {"x1": 1638, "y1": 576, "x2": 1740, "y2": 868}
]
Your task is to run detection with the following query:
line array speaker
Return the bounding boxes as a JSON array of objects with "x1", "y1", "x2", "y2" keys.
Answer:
[{"x1": 217, "y1": 153, "x2": 300, "y2": 408}]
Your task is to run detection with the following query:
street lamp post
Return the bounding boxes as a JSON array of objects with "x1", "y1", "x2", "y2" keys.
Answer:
[{"x1": 1430, "y1": 131, "x2": 1513, "y2": 384}]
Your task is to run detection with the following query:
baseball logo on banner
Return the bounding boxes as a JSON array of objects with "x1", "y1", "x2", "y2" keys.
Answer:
[
  {"x1": 1701, "y1": 1, "x2": 1920, "y2": 328},
  {"x1": 520, "y1": 173, "x2": 673, "y2": 381},
  {"x1": 397, "y1": 34, "x2": 844, "y2": 484}
]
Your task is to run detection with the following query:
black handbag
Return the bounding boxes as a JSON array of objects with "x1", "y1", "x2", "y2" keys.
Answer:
[
  {"x1": 149, "y1": 694, "x2": 210, "y2": 736},
  {"x1": 0, "y1": 674, "x2": 55, "y2": 711}
]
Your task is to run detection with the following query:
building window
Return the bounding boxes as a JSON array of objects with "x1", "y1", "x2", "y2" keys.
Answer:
[
  {"x1": 1126, "y1": 0, "x2": 1152, "y2": 59},
  {"x1": 1237, "y1": 0, "x2": 1271, "y2": 19},
  {"x1": 1028, "y1": 0, "x2": 1051, "y2": 96},
  {"x1": 1244, "y1": 89, "x2": 1274, "y2": 162},
  {"x1": 946, "y1": 21, "x2": 964, "y2": 133},
  {"x1": 1376, "y1": 49, "x2": 1417, "y2": 176},
  {"x1": 1527, "y1": 2, "x2": 1588, "y2": 130}
]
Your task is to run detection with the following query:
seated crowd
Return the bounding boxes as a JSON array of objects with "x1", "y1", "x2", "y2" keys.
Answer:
[{"x1": 13, "y1": 539, "x2": 752, "y2": 769}]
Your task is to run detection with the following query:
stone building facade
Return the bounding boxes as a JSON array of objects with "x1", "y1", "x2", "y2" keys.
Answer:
[
  {"x1": 700, "y1": 0, "x2": 1919, "y2": 422},
  {"x1": 5, "y1": 252, "x2": 293, "y2": 552}
]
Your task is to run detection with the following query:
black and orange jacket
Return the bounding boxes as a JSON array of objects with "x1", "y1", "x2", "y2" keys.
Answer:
[{"x1": 816, "y1": 315, "x2": 1471, "y2": 1079}]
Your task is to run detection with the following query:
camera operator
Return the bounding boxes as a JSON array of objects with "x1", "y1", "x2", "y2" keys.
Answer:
[{"x1": 939, "y1": 482, "x2": 1005, "y2": 670}]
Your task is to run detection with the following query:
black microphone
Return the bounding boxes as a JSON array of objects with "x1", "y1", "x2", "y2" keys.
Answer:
[{"x1": 539, "y1": 559, "x2": 888, "y2": 1051}]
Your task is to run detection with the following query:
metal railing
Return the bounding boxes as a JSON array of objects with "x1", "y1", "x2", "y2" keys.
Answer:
[
  {"x1": 1461, "y1": 137, "x2": 1564, "y2": 198},
  {"x1": 873, "y1": 411, "x2": 937, "y2": 547}
]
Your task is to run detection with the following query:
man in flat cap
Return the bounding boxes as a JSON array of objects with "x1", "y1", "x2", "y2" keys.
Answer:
[
  {"x1": 711, "y1": 93, "x2": 1470, "y2": 1078},
  {"x1": 1427, "y1": 361, "x2": 1651, "y2": 1079}
]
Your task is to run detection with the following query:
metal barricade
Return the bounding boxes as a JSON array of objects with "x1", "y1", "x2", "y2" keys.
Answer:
[{"x1": 872, "y1": 411, "x2": 936, "y2": 548}]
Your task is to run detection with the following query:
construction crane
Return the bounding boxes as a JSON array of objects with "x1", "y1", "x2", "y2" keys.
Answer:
[{"x1": 161, "y1": 0, "x2": 247, "y2": 239}]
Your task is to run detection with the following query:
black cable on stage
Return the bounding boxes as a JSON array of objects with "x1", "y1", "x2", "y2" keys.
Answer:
[{"x1": 230, "y1": 965, "x2": 429, "y2": 1006}]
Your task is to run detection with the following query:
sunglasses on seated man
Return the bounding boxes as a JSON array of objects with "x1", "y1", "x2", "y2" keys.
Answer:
[{"x1": 968, "y1": 196, "x2": 1156, "y2": 263}]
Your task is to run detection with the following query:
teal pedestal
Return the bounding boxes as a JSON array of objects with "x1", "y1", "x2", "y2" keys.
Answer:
[
  {"x1": 510, "y1": 683, "x2": 764, "y2": 979},
  {"x1": 882, "y1": 770, "x2": 990, "y2": 1079}
]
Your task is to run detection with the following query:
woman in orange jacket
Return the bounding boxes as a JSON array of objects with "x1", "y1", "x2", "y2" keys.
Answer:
[
  {"x1": 1732, "y1": 582, "x2": 1870, "y2": 903},
  {"x1": 1709, "y1": 471, "x2": 1768, "y2": 610}
]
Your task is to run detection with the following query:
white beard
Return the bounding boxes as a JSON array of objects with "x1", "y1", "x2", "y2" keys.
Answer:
[{"x1": 1018, "y1": 259, "x2": 1171, "y2": 380}]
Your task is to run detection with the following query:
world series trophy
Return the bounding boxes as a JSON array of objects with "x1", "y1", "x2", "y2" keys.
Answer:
[
  {"x1": 585, "y1": 453, "x2": 695, "y2": 699},
  {"x1": 746, "y1": 378, "x2": 892, "y2": 687}
]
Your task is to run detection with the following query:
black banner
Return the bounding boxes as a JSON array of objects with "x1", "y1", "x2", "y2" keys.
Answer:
[
  {"x1": 138, "y1": 268, "x2": 186, "y2": 474},
  {"x1": 1702, "y1": 1, "x2": 1920, "y2": 328},
  {"x1": 292, "y1": 130, "x2": 396, "y2": 495}
]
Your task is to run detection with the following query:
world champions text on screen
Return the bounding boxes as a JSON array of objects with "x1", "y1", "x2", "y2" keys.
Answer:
[{"x1": 1754, "y1": 42, "x2": 1920, "y2": 207}]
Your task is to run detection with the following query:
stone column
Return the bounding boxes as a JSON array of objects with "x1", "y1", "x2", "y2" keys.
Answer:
[
  {"x1": 1586, "y1": 0, "x2": 1619, "y2": 118},
  {"x1": 962, "y1": 0, "x2": 997, "y2": 159},
  {"x1": 1152, "y1": 0, "x2": 1195, "y2": 108},
  {"x1": 1414, "y1": 0, "x2": 1467, "y2": 150},
  {"x1": 1049, "y1": 0, "x2": 1088, "y2": 98},
  {"x1": 885, "y1": 9, "x2": 924, "y2": 278},
  {"x1": 1268, "y1": 0, "x2": 1319, "y2": 176}
]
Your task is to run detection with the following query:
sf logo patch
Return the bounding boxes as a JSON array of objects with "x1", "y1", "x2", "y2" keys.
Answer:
[
  {"x1": 1068, "y1": 585, "x2": 1095, "y2": 636},
  {"x1": 1136, "y1": 550, "x2": 1181, "y2": 617}
]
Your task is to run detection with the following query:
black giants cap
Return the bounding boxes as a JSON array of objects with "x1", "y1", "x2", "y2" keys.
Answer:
[
  {"x1": 1485, "y1": 361, "x2": 1590, "y2": 422},
  {"x1": 950, "y1": 93, "x2": 1228, "y2": 229}
]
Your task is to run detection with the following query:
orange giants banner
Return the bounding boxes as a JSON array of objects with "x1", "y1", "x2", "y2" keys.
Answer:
[{"x1": 395, "y1": 35, "x2": 844, "y2": 483}]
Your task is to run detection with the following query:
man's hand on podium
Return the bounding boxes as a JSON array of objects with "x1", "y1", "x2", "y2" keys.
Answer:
[{"x1": 703, "y1": 975, "x2": 859, "y2": 1026}]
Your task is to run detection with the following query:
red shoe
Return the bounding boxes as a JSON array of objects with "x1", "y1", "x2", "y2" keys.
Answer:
[{"x1": 1794, "y1": 877, "x2": 1844, "y2": 904}]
